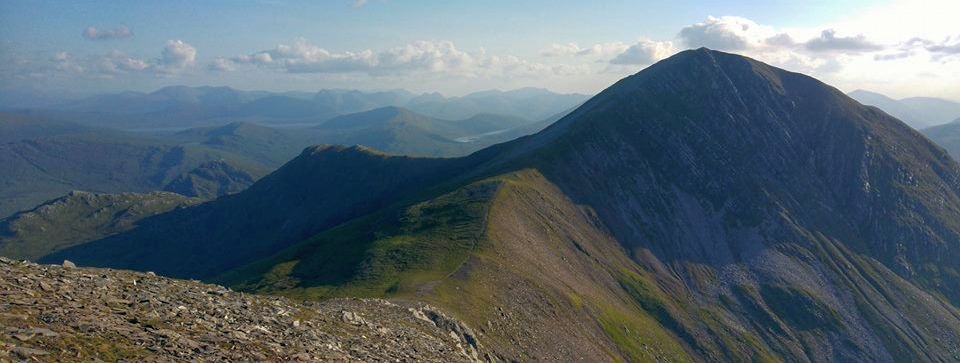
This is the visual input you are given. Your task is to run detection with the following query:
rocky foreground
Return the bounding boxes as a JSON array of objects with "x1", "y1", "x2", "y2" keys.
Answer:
[{"x1": 0, "y1": 257, "x2": 487, "y2": 362}]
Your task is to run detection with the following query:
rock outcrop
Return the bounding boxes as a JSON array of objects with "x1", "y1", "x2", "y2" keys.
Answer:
[{"x1": 0, "y1": 257, "x2": 488, "y2": 362}]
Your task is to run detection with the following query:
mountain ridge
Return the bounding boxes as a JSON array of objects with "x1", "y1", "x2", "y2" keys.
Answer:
[{"x1": 27, "y1": 48, "x2": 960, "y2": 361}]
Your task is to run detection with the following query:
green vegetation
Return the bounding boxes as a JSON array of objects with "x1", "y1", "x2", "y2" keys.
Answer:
[
  {"x1": 219, "y1": 178, "x2": 500, "y2": 298},
  {"x1": 0, "y1": 191, "x2": 200, "y2": 260},
  {"x1": 596, "y1": 303, "x2": 693, "y2": 363}
]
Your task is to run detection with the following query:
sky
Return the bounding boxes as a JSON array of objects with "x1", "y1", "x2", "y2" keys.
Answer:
[{"x1": 1, "y1": 0, "x2": 958, "y2": 99}]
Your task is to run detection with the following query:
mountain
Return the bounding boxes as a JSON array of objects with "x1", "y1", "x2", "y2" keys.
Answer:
[
  {"x1": 848, "y1": 89, "x2": 960, "y2": 129},
  {"x1": 14, "y1": 86, "x2": 587, "y2": 130},
  {"x1": 0, "y1": 109, "x2": 549, "y2": 218},
  {"x1": 0, "y1": 114, "x2": 270, "y2": 217},
  {"x1": 407, "y1": 87, "x2": 589, "y2": 121},
  {"x1": 311, "y1": 107, "x2": 493, "y2": 157},
  {"x1": 161, "y1": 160, "x2": 258, "y2": 198},
  {"x1": 0, "y1": 191, "x2": 199, "y2": 260},
  {"x1": 169, "y1": 121, "x2": 314, "y2": 166},
  {"x1": 0, "y1": 113, "x2": 94, "y2": 143},
  {"x1": 33, "y1": 49, "x2": 960, "y2": 361},
  {"x1": 922, "y1": 117, "x2": 960, "y2": 159}
]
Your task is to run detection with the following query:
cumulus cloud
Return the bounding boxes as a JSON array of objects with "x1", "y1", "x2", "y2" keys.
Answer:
[
  {"x1": 220, "y1": 38, "x2": 566, "y2": 79},
  {"x1": 804, "y1": 29, "x2": 882, "y2": 53},
  {"x1": 155, "y1": 40, "x2": 197, "y2": 74},
  {"x1": 208, "y1": 57, "x2": 236, "y2": 72},
  {"x1": 97, "y1": 50, "x2": 150, "y2": 74},
  {"x1": 609, "y1": 40, "x2": 675, "y2": 65},
  {"x1": 82, "y1": 26, "x2": 133, "y2": 41},
  {"x1": 765, "y1": 33, "x2": 796, "y2": 47},
  {"x1": 27, "y1": 40, "x2": 196, "y2": 79},
  {"x1": 678, "y1": 16, "x2": 774, "y2": 50},
  {"x1": 51, "y1": 52, "x2": 83, "y2": 73}
]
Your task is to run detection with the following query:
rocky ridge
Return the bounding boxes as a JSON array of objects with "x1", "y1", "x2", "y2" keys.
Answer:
[{"x1": 0, "y1": 257, "x2": 487, "y2": 362}]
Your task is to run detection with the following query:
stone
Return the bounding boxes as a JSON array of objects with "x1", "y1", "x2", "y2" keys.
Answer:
[
  {"x1": 12, "y1": 346, "x2": 49, "y2": 358},
  {"x1": 62, "y1": 260, "x2": 76, "y2": 268},
  {"x1": 0, "y1": 257, "x2": 487, "y2": 362}
]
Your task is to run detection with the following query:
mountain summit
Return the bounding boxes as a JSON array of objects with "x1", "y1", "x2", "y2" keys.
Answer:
[{"x1": 39, "y1": 49, "x2": 960, "y2": 361}]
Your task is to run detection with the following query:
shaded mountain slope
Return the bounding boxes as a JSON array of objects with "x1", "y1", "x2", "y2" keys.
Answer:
[
  {"x1": 41, "y1": 145, "x2": 476, "y2": 278},
  {"x1": 219, "y1": 170, "x2": 697, "y2": 361},
  {"x1": 0, "y1": 191, "x2": 199, "y2": 260},
  {"x1": 38, "y1": 49, "x2": 960, "y2": 361},
  {"x1": 162, "y1": 160, "x2": 258, "y2": 198},
  {"x1": 923, "y1": 118, "x2": 960, "y2": 160},
  {"x1": 0, "y1": 126, "x2": 268, "y2": 218}
]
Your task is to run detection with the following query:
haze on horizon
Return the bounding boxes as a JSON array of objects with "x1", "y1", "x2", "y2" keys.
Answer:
[{"x1": 1, "y1": 0, "x2": 958, "y2": 100}]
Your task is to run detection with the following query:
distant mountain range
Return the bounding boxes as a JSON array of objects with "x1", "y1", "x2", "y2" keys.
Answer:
[
  {"x1": 921, "y1": 117, "x2": 960, "y2": 160},
  {"x1": 25, "y1": 49, "x2": 960, "y2": 361},
  {"x1": 848, "y1": 89, "x2": 960, "y2": 129},
  {"x1": 0, "y1": 115, "x2": 272, "y2": 218},
  {"x1": 0, "y1": 105, "x2": 562, "y2": 218},
  {"x1": 2, "y1": 86, "x2": 589, "y2": 130}
]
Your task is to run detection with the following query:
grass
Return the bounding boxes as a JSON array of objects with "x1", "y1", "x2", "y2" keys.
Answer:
[
  {"x1": 218, "y1": 178, "x2": 501, "y2": 299},
  {"x1": 596, "y1": 302, "x2": 693, "y2": 363}
]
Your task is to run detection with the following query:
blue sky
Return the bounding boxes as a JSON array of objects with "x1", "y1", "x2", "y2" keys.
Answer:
[{"x1": 1, "y1": 0, "x2": 958, "y2": 99}]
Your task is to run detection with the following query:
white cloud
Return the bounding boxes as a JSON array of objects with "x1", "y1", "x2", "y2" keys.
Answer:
[
  {"x1": 82, "y1": 26, "x2": 133, "y2": 41},
  {"x1": 222, "y1": 38, "x2": 567, "y2": 79},
  {"x1": 208, "y1": 57, "x2": 236, "y2": 72},
  {"x1": 97, "y1": 50, "x2": 150, "y2": 74},
  {"x1": 156, "y1": 40, "x2": 197, "y2": 74},
  {"x1": 609, "y1": 40, "x2": 676, "y2": 65},
  {"x1": 804, "y1": 29, "x2": 882, "y2": 53},
  {"x1": 541, "y1": 42, "x2": 630, "y2": 58},
  {"x1": 678, "y1": 16, "x2": 776, "y2": 51},
  {"x1": 24, "y1": 40, "x2": 195, "y2": 80}
]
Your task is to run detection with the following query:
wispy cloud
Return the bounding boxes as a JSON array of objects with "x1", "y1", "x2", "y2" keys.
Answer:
[
  {"x1": 217, "y1": 38, "x2": 574, "y2": 79},
  {"x1": 82, "y1": 26, "x2": 133, "y2": 41}
]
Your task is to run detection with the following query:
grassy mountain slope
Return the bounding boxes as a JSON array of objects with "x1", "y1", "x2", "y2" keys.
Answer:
[
  {"x1": 0, "y1": 191, "x2": 199, "y2": 260},
  {"x1": 219, "y1": 170, "x2": 693, "y2": 361},
  {"x1": 40, "y1": 145, "x2": 469, "y2": 278},
  {"x1": 0, "y1": 128, "x2": 268, "y2": 218}
]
